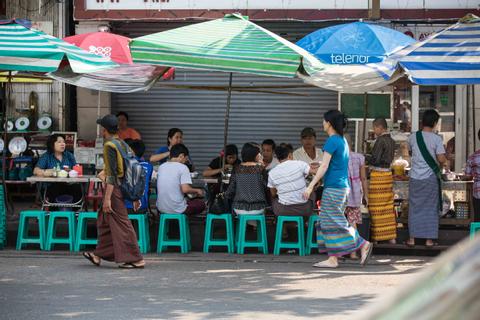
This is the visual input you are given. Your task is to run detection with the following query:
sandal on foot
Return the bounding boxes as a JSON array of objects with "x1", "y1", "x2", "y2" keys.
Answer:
[
  {"x1": 119, "y1": 262, "x2": 145, "y2": 269},
  {"x1": 425, "y1": 242, "x2": 438, "y2": 248},
  {"x1": 312, "y1": 260, "x2": 338, "y2": 268},
  {"x1": 360, "y1": 242, "x2": 373, "y2": 267},
  {"x1": 83, "y1": 252, "x2": 100, "y2": 267},
  {"x1": 349, "y1": 253, "x2": 359, "y2": 260},
  {"x1": 403, "y1": 240, "x2": 415, "y2": 248}
]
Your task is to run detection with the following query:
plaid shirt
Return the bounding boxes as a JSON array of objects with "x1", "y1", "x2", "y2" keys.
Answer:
[{"x1": 466, "y1": 150, "x2": 480, "y2": 199}]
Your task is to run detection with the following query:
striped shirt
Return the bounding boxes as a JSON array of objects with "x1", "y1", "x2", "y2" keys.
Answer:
[
  {"x1": 466, "y1": 150, "x2": 480, "y2": 199},
  {"x1": 268, "y1": 160, "x2": 310, "y2": 205}
]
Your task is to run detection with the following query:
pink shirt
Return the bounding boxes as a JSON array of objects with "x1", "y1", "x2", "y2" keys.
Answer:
[
  {"x1": 466, "y1": 150, "x2": 480, "y2": 199},
  {"x1": 347, "y1": 152, "x2": 365, "y2": 207}
]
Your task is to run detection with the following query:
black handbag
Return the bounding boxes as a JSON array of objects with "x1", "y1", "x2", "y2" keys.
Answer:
[{"x1": 208, "y1": 192, "x2": 230, "y2": 214}]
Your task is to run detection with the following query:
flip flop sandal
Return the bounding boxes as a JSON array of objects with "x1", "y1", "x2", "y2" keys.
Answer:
[
  {"x1": 312, "y1": 261, "x2": 338, "y2": 269},
  {"x1": 425, "y1": 242, "x2": 439, "y2": 248},
  {"x1": 403, "y1": 241, "x2": 415, "y2": 248},
  {"x1": 118, "y1": 262, "x2": 145, "y2": 269},
  {"x1": 83, "y1": 252, "x2": 100, "y2": 267},
  {"x1": 360, "y1": 243, "x2": 373, "y2": 267}
]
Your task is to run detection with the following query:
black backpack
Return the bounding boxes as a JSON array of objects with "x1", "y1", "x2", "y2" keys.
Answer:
[{"x1": 110, "y1": 139, "x2": 147, "y2": 201}]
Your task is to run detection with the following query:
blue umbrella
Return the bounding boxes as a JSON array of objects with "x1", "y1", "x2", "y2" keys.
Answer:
[{"x1": 297, "y1": 21, "x2": 415, "y2": 65}]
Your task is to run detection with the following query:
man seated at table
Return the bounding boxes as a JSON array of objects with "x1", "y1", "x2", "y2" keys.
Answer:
[
  {"x1": 156, "y1": 144, "x2": 205, "y2": 215},
  {"x1": 262, "y1": 139, "x2": 279, "y2": 171},
  {"x1": 203, "y1": 144, "x2": 241, "y2": 204},
  {"x1": 124, "y1": 139, "x2": 153, "y2": 213},
  {"x1": 33, "y1": 133, "x2": 80, "y2": 204},
  {"x1": 203, "y1": 144, "x2": 240, "y2": 178},
  {"x1": 268, "y1": 144, "x2": 317, "y2": 217},
  {"x1": 117, "y1": 111, "x2": 141, "y2": 141}
]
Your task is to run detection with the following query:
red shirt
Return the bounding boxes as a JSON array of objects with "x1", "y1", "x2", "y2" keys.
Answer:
[{"x1": 118, "y1": 127, "x2": 141, "y2": 140}]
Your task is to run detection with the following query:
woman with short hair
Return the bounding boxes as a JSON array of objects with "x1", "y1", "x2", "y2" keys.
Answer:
[
  {"x1": 406, "y1": 109, "x2": 447, "y2": 247},
  {"x1": 225, "y1": 142, "x2": 268, "y2": 217},
  {"x1": 34, "y1": 134, "x2": 80, "y2": 204}
]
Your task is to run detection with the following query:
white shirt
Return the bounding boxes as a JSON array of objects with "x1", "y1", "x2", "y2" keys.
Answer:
[
  {"x1": 293, "y1": 147, "x2": 323, "y2": 165},
  {"x1": 265, "y1": 157, "x2": 280, "y2": 171},
  {"x1": 156, "y1": 162, "x2": 192, "y2": 214},
  {"x1": 268, "y1": 160, "x2": 310, "y2": 205}
]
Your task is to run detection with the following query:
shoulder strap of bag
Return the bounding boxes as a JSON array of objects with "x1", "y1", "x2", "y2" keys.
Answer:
[
  {"x1": 416, "y1": 131, "x2": 440, "y2": 177},
  {"x1": 416, "y1": 131, "x2": 443, "y2": 210},
  {"x1": 110, "y1": 139, "x2": 129, "y2": 160}
]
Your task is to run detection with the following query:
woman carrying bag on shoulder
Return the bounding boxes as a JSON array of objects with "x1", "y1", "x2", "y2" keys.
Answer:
[{"x1": 406, "y1": 109, "x2": 447, "y2": 248}]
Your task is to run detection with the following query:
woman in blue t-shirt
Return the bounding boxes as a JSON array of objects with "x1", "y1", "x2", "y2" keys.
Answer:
[
  {"x1": 150, "y1": 128, "x2": 184, "y2": 164},
  {"x1": 304, "y1": 110, "x2": 372, "y2": 268},
  {"x1": 150, "y1": 128, "x2": 194, "y2": 171}
]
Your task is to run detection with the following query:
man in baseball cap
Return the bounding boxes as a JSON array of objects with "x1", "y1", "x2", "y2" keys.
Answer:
[
  {"x1": 83, "y1": 114, "x2": 145, "y2": 269},
  {"x1": 96, "y1": 114, "x2": 119, "y2": 134}
]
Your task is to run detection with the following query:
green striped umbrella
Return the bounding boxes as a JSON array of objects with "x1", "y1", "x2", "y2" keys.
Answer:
[
  {"x1": 130, "y1": 13, "x2": 324, "y2": 77},
  {"x1": 0, "y1": 20, "x2": 117, "y2": 73},
  {"x1": 131, "y1": 14, "x2": 324, "y2": 159},
  {"x1": 0, "y1": 20, "x2": 117, "y2": 214}
]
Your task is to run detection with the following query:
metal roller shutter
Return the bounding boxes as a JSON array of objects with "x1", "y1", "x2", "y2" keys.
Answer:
[{"x1": 112, "y1": 22, "x2": 342, "y2": 170}]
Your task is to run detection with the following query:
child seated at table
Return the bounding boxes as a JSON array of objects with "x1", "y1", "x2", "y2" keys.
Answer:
[
  {"x1": 124, "y1": 139, "x2": 153, "y2": 213},
  {"x1": 156, "y1": 144, "x2": 205, "y2": 215}
]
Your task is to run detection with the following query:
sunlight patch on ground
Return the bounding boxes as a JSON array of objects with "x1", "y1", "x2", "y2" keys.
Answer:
[
  {"x1": 193, "y1": 269, "x2": 263, "y2": 274},
  {"x1": 52, "y1": 311, "x2": 96, "y2": 318}
]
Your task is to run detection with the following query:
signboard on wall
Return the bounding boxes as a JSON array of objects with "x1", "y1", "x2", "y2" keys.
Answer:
[
  {"x1": 76, "y1": 0, "x2": 479, "y2": 21},
  {"x1": 84, "y1": 0, "x2": 480, "y2": 10},
  {"x1": 392, "y1": 24, "x2": 447, "y2": 41}
]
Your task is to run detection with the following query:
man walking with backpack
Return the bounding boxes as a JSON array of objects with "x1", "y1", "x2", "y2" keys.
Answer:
[{"x1": 83, "y1": 114, "x2": 145, "y2": 269}]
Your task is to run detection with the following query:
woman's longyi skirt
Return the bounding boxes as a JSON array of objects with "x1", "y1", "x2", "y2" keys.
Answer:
[
  {"x1": 368, "y1": 170, "x2": 397, "y2": 241},
  {"x1": 316, "y1": 188, "x2": 366, "y2": 257}
]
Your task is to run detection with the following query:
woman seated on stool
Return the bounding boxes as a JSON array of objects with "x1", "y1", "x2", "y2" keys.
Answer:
[
  {"x1": 225, "y1": 143, "x2": 268, "y2": 226},
  {"x1": 33, "y1": 134, "x2": 80, "y2": 204}
]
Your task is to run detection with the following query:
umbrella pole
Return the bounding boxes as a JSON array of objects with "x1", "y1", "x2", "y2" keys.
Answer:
[
  {"x1": 362, "y1": 92, "x2": 368, "y2": 154},
  {"x1": 1, "y1": 72, "x2": 11, "y2": 213},
  {"x1": 96, "y1": 91, "x2": 101, "y2": 137},
  {"x1": 222, "y1": 73, "x2": 233, "y2": 169},
  {"x1": 474, "y1": 85, "x2": 477, "y2": 151}
]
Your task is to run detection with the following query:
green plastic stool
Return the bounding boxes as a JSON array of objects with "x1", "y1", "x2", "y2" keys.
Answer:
[
  {"x1": 203, "y1": 213, "x2": 235, "y2": 253},
  {"x1": 74, "y1": 211, "x2": 98, "y2": 252},
  {"x1": 306, "y1": 215, "x2": 321, "y2": 255},
  {"x1": 274, "y1": 216, "x2": 305, "y2": 256},
  {"x1": 129, "y1": 213, "x2": 150, "y2": 254},
  {"x1": 470, "y1": 222, "x2": 480, "y2": 240},
  {"x1": 236, "y1": 214, "x2": 268, "y2": 254},
  {"x1": 16, "y1": 210, "x2": 47, "y2": 250},
  {"x1": 45, "y1": 211, "x2": 76, "y2": 251},
  {"x1": 157, "y1": 213, "x2": 191, "y2": 253}
]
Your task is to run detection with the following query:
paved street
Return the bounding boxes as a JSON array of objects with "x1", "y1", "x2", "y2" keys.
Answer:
[{"x1": 0, "y1": 251, "x2": 431, "y2": 320}]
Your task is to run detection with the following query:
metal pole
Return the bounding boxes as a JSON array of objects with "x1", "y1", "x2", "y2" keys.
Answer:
[
  {"x1": 222, "y1": 73, "x2": 233, "y2": 169},
  {"x1": 474, "y1": 85, "x2": 477, "y2": 151},
  {"x1": 362, "y1": 92, "x2": 368, "y2": 153},
  {"x1": 1, "y1": 72, "x2": 11, "y2": 213},
  {"x1": 97, "y1": 91, "x2": 101, "y2": 137}
]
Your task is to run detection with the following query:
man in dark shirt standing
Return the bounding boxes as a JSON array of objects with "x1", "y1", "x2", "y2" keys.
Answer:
[
  {"x1": 366, "y1": 118, "x2": 397, "y2": 244},
  {"x1": 83, "y1": 114, "x2": 145, "y2": 269}
]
